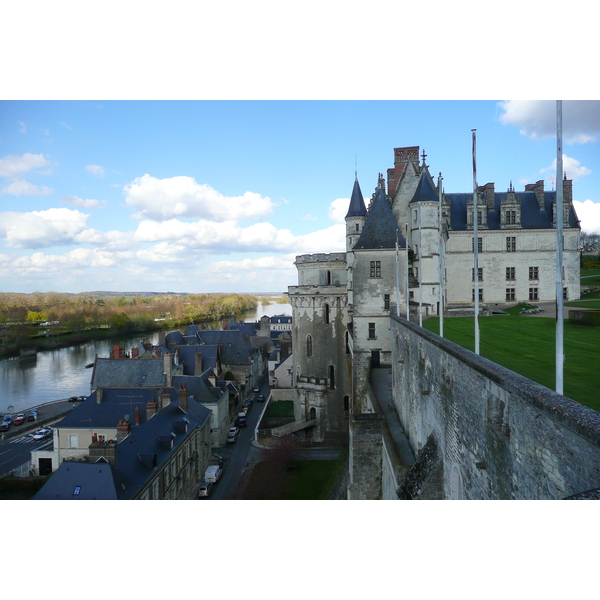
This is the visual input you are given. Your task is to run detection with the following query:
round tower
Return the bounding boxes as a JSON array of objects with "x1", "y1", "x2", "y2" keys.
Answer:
[{"x1": 345, "y1": 177, "x2": 368, "y2": 251}]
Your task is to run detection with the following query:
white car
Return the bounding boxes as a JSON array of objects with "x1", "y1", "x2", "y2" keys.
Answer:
[
  {"x1": 226, "y1": 427, "x2": 239, "y2": 444},
  {"x1": 32, "y1": 428, "x2": 52, "y2": 441}
]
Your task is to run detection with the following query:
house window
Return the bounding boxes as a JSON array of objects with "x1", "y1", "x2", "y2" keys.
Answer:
[
  {"x1": 384, "y1": 294, "x2": 390, "y2": 310},
  {"x1": 506, "y1": 267, "x2": 515, "y2": 281},
  {"x1": 506, "y1": 236, "x2": 516, "y2": 252},
  {"x1": 472, "y1": 237, "x2": 482, "y2": 252},
  {"x1": 368, "y1": 323, "x2": 376, "y2": 339},
  {"x1": 370, "y1": 261, "x2": 381, "y2": 278},
  {"x1": 529, "y1": 266, "x2": 539, "y2": 280},
  {"x1": 69, "y1": 434, "x2": 78, "y2": 449},
  {"x1": 472, "y1": 289, "x2": 484, "y2": 302},
  {"x1": 471, "y1": 267, "x2": 483, "y2": 281},
  {"x1": 506, "y1": 210, "x2": 516, "y2": 225},
  {"x1": 306, "y1": 335, "x2": 313, "y2": 357},
  {"x1": 506, "y1": 288, "x2": 515, "y2": 301},
  {"x1": 529, "y1": 287, "x2": 538, "y2": 301}
]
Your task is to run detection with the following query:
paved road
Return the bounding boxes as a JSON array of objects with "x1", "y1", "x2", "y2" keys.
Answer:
[{"x1": 0, "y1": 431, "x2": 52, "y2": 477}]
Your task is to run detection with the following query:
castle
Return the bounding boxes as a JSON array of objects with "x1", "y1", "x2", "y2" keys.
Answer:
[{"x1": 288, "y1": 145, "x2": 598, "y2": 500}]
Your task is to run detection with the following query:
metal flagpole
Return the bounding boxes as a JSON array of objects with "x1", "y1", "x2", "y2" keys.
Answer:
[
  {"x1": 472, "y1": 129, "x2": 480, "y2": 355},
  {"x1": 406, "y1": 223, "x2": 410, "y2": 320},
  {"x1": 438, "y1": 172, "x2": 444, "y2": 338},
  {"x1": 395, "y1": 231, "x2": 400, "y2": 318},
  {"x1": 418, "y1": 204, "x2": 423, "y2": 327},
  {"x1": 556, "y1": 100, "x2": 564, "y2": 394}
]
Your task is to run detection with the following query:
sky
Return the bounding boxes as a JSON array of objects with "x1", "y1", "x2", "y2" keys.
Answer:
[{"x1": 1, "y1": 99, "x2": 598, "y2": 295}]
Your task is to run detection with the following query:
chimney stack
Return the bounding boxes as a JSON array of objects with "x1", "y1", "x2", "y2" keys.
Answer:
[
  {"x1": 194, "y1": 350, "x2": 203, "y2": 376},
  {"x1": 117, "y1": 420, "x2": 131, "y2": 443},
  {"x1": 479, "y1": 183, "x2": 495, "y2": 210},
  {"x1": 131, "y1": 346, "x2": 139, "y2": 359},
  {"x1": 164, "y1": 352, "x2": 172, "y2": 387},
  {"x1": 179, "y1": 383, "x2": 188, "y2": 413},
  {"x1": 146, "y1": 398, "x2": 158, "y2": 420}
]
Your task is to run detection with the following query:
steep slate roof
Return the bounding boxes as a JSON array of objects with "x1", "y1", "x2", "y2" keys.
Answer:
[
  {"x1": 196, "y1": 330, "x2": 254, "y2": 365},
  {"x1": 177, "y1": 344, "x2": 219, "y2": 376},
  {"x1": 409, "y1": 171, "x2": 439, "y2": 204},
  {"x1": 345, "y1": 178, "x2": 367, "y2": 218},
  {"x1": 353, "y1": 187, "x2": 407, "y2": 250},
  {"x1": 446, "y1": 191, "x2": 579, "y2": 231},
  {"x1": 91, "y1": 358, "x2": 166, "y2": 389}
]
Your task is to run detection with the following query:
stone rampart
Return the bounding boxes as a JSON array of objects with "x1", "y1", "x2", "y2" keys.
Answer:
[{"x1": 389, "y1": 315, "x2": 600, "y2": 499}]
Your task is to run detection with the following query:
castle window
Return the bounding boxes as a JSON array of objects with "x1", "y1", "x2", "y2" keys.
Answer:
[
  {"x1": 529, "y1": 288, "x2": 538, "y2": 301},
  {"x1": 328, "y1": 365, "x2": 335, "y2": 389},
  {"x1": 472, "y1": 237, "x2": 482, "y2": 252},
  {"x1": 471, "y1": 267, "x2": 483, "y2": 281},
  {"x1": 326, "y1": 270, "x2": 332, "y2": 285},
  {"x1": 384, "y1": 294, "x2": 390, "y2": 310},
  {"x1": 368, "y1": 323, "x2": 376, "y2": 339},
  {"x1": 370, "y1": 261, "x2": 381, "y2": 278},
  {"x1": 324, "y1": 303, "x2": 330, "y2": 325},
  {"x1": 506, "y1": 267, "x2": 515, "y2": 281},
  {"x1": 529, "y1": 266, "x2": 539, "y2": 280},
  {"x1": 506, "y1": 288, "x2": 515, "y2": 301},
  {"x1": 306, "y1": 335, "x2": 313, "y2": 357},
  {"x1": 506, "y1": 236, "x2": 516, "y2": 252},
  {"x1": 506, "y1": 210, "x2": 517, "y2": 225},
  {"x1": 355, "y1": 224, "x2": 359, "y2": 232},
  {"x1": 563, "y1": 287, "x2": 568, "y2": 300},
  {"x1": 472, "y1": 288, "x2": 484, "y2": 302}
]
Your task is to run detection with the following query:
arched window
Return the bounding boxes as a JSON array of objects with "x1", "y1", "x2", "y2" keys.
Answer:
[
  {"x1": 324, "y1": 303, "x2": 330, "y2": 325},
  {"x1": 329, "y1": 365, "x2": 335, "y2": 389},
  {"x1": 343, "y1": 396, "x2": 349, "y2": 411},
  {"x1": 355, "y1": 223, "x2": 359, "y2": 232},
  {"x1": 326, "y1": 270, "x2": 332, "y2": 285},
  {"x1": 306, "y1": 335, "x2": 312, "y2": 357}
]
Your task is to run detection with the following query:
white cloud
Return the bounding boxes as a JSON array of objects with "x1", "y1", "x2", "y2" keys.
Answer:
[
  {"x1": 86, "y1": 164, "x2": 105, "y2": 178},
  {"x1": 328, "y1": 197, "x2": 350, "y2": 223},
  {"x1": 18, "y1": 121, "x2": 26, "y2": 134},
  {"x1": 539, "y1": 154, "x2": 592, "y2": 183},
  {"x1": 0, "y1": 178, "x2": 53, "y2": 196},
  {"x1": 210, "y1": 255, "x2": 297, "y2": 273},
  {"x1": 498, "y1": 100, "x2": 600, "y2": 144},
  {"x1": 0, "y1": 208, "x2": 89, "y2": 248},
  {"x1": 300, "y1": 214, "x2": 317, "y2": 221},
  {"x1": 60, "y1": 122, "x2": 71, "y2": 130},
  {"x1": 123, "y1": 174, "x2": 275, "y2": 221},
  {"x1": 60, "y1": 195, "x2": 107, "y2": 209},
  {"x1": 0, "y1": 152, "x2": 50, "y2": 177},
  {"x1": 574, "y1": 200, "x2": 600, "y2": 234}
]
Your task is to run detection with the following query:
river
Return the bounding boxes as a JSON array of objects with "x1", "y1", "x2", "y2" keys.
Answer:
[{"x1": 0, "y1": 300, "x2": 291, "y2": 415}]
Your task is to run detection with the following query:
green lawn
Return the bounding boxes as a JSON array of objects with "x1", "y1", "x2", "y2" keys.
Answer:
[
  {"x1": 565, "y1": 300, "x2": 600, "y2": 309},
  {"x1": 264, "y1": 400, "x2": 294, "y2": 419},
  {"x1": 581, "y1": 269, "x2": 600, "y2": 286},
  {"x1": 424, "y1": 315, "x2": 600, "y2": 413}
]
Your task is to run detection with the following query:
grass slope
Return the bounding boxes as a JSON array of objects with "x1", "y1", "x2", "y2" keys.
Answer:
[{"x1": 423, "y1": 315, "x2": 600, "y2": 413}]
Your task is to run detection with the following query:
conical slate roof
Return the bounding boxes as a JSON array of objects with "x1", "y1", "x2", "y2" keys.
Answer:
[
  {"x1": 409, "y1": 171, "x2": 439, "y2": 204},
  {"x1": 353, "y1": 187, "x2": 407, "y2": 249},
  {"x1": 345, "y1": 178, "x2": 367, "y2": 218}
]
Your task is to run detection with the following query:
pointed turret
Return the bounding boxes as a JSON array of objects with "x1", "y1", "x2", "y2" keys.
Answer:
[
  {"x1": 345, "y1": 176, "x2": 368, "y2": 251},
  {"x1": 409, "y1": 169, "x2": 439, "y2": 204},
  {"x1": 353, "y1": 186, "x2": 407, "y2": 250}
]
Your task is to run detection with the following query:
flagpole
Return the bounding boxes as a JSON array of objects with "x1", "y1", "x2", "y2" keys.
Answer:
[
  {"x1": 418, "y1": 204, "x2": 423, "y2": 327},
  {"x1": 438, "y1": 172, "x2": 444, "y2": 338},
  {"x1": 395, "y1": 232, "x2": 400, "y2": 318},
  {"x1": 472, "y1": 129, "x2": 480, "y2": 355},
  {"x1": 406, "y1": 223, "x2": 410, "y2": 320},
  {"x1": 556, "y1": 100, "x2": 564, "y2": 394}
]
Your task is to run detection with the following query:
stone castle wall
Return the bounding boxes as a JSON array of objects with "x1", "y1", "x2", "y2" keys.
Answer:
[{"x1": 388, "y1": 315, "x2": 600, "y2": 499}]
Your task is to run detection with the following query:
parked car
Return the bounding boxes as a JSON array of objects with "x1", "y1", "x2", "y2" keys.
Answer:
[
  {"x1": 244, "y1": 398, "x2": 253, "y2": 409},
  {"x1": 0, "y1": 423, "x2": 10, "y2": 433},
  {"x1": 32, "y1": 428, "x2": 52, "y2": 441},
  {"x1": 13, "y1": 413, "x2": 26, "y2": 426},
  {"x1": 68, "y1": 396, "x2": 78, "y2": 402},
  {"x1": 235, "y1": 417, "x2": 247, "y2": 428},
  {"x1": 27, "y1": 410, "x2": 38, "y2": 422},
  {"x1": 226, "y1": 427, "x2": 239, "y2": 444},
  {"x1": 204, "y1": 465, "x2": 222, "y2": 483},
  {"x1": 257, "y1": 394, "x2": 265, "y2": 402},
  {"x1": 212, "y1": 453, "x2": 224, "y2": 468},
  {"x1": 238, "y1": 409, "x2": 248, "y2": 418},
  {"x1": 77, "y1": 396, "x2": 86, "y2": 402},
  {"x1": 197, "y1": 482, "x2": 213, "y2": 498},
  {"x1": 253, "y1": 385, "x2": 260, "y2": 393},
  {"x1": 3, "y1": 414, "x2": 12, "y2": 426}
]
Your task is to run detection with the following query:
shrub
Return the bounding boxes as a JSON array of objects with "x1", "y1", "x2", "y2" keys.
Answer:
[{"x1": 568, "y1": 310, "x2": 600, "y2": 326}]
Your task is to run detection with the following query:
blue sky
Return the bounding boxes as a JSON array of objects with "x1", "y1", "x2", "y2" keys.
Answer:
[{"x1": 1, "y1": 100, "x2": 598, "y2": 294}]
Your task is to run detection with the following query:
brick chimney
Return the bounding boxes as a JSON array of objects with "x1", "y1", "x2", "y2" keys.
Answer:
[
  {"x1": 112, "y1": 344, "x2": 121, "y2": 359},
  {"x1": 194, "y1": 350, "x2": 203, "y2": 376},
  {"x1": 160, "y1": 389, "x2": 171, "y2": 410},
  {"x1": 131, "y1": 346, "x2": 139, "y2": 359},
  {"x1": 164, "y1": 352, "x2": 172, "y2": 387},
  {"x1": 562, "y1": 176, "x2": 572, "y2": 204},
  {"x1": 117, "y1": 420, "x2": 131, "y2": 443},
  {"x1": 525, "y1": 180, "x2": 545, "y2": 210},
  {"x1": 146, "y1": 398, "x2": 158, "y2": 420},
  {"x1": 479, "y1": 183, "x2": 495, "y2": 210},
  {"x1": 134, "y1": 405, "x2": 140, "y2": 425},
  {"x1": 179, "y1": 383, "x2": 188, "y2": 413}
]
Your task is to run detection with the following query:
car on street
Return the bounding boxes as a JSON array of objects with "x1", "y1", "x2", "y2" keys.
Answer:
[
  {"x1": 3, "y1": 414, "x2": 12, "y2": 425},
  {"x1": 13, "y1": 414, "x2": 26, "y2": 426},
  {"x1": 77, "y1": 396, "x2": 86, "y2": 401},
  {"x1": 27, "y1": 410, "x2": 38, "y2": 422},
  {"x1": 257, "y1": 394, "x2": 265, "y2": 402},
  {"x1": 32, "y1": 428, "x2": 52, "y2": 441},
  {"x1": 197, "y1": 482, "x2": 213, "y2": 498},
  {"x1": 244, "y1": 398, "x2": 253, "y2": 409},
  {"x1": 238, "y1": 408, "x2": 248, "y2": 418},
  {"x1": 226, "y1": 427, "x2": 240, "y2": 444},
  {"x1": 68, "y1": 396, "x2": 78, "y2": 402},
  {"x1": 235, "y1": 417, "x2": 247, "y2": 428},
  {"x1": 253, "y1": 385, "x2": 260, "y2": 393},
  {"x1": 0, "y1": 423, "x2": 10, "y2": 433}
]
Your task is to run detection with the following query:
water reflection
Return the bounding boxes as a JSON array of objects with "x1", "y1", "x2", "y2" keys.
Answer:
[{"x1": 0, "y1": 300, "x2": 290, "y2": 414}]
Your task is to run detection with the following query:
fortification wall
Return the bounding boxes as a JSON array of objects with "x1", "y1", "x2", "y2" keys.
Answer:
[{"x1": 389, "y1": 315, "x2": 600, "y2": 499}]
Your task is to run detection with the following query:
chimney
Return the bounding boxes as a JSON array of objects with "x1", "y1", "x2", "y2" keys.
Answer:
[
  {"x1": 179, "y1": 383, "x2": 188, "y2": 413},
  {"x1": 131, "y1": 346, "x2": 139, "y2": 359},
  {"x1": 194, "y1": 350, "x2": 203, "y2": 376},
  {"x1": 164, "y1": 352, "x2": 172, "y2": 387},
  {"x1": 88, "y1": 440, "x2": 117, "y2": 466},
  {"x1": 563, "y1": 176, "x2": 572, "y2": 204},
  {"x1": 160, "y1": 389, "x2": 171, "y2": 410},
  {"x1": 134, "y1": 405, "x2": 140, "y2": 426},
  {"x1": 480, "y1": 183, "x2": 495, "y2": 210},
  {"x1": 534, "y1": 180, "x2": 545, "y2": 210},
  {"x1": 96, "y1": 388, "x2": 103, "y2": 404},
  {"x1": 112, "y1": 344, "x2": 121, "y2": 359},
  {"x1": 158, "y1": 331, "x2": 166, "y2": 347},
  {"x1": 155, "y1": 348, "x2": 162, "y2": 359},
  {"x1": 208, "y1": 371, "x2": 217, "y2": 387},
  {"x1": 117, "y1": 420, "x2": 131, "y2": 443},
  {"x1": 146, "y1": 398, "x2": 158, "y2": 420}
]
